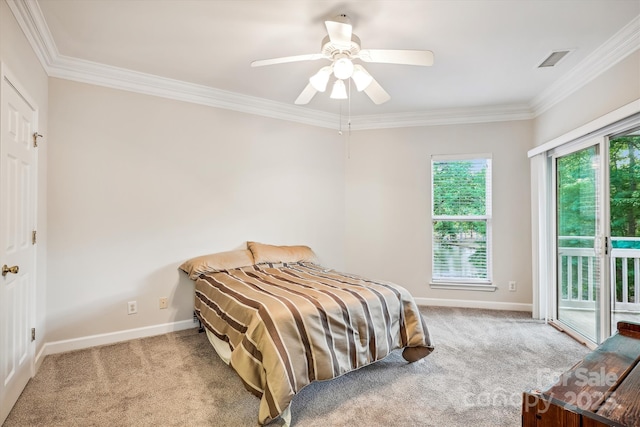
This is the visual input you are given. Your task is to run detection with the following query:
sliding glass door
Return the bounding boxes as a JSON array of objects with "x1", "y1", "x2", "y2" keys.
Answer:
[
  {"x1": 609, "y1": 131, "x2": 640, "y2": 326},
  {"x1": 555, "y1": 143, "x2": 604, "y2": 343},
  {"x1": 553, "y1": 128, "x2": 640, "y2": 345}
]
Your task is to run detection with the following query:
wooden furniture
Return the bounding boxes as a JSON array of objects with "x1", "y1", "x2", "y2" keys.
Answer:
[{"x1": 522, "y1": 321, "x2": 640, "y2": 427}]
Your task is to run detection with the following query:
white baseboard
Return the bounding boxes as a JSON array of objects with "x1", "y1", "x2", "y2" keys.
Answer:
[
  {"x1": 35, "y1": 343, "x2": 47, "y2": 372},
  {"x1": 35, "y1": 300, "x2": 530, "y2": 360},
  {"x1": 40, "y1": 319, "x2": 198, "y2": 357},
  {"x1": 415, "y1": 297, "x2": 532, "y2": 312}
]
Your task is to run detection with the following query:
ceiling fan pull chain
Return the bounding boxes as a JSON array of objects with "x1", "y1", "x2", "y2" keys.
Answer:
[
  {"x1": 348, "y1": 79, "x2": 352, "y2": 129},
  {"x1": 338, "y1": 102, "x2": 343, "y2": 135},
  {"x1": 347, "y1": 80, "x2": 352, "y2": 159}
]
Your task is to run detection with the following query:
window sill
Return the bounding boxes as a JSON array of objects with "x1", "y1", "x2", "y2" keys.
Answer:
[{"x1": 429, "y1": 282, "x2": 497, "y2": 292}]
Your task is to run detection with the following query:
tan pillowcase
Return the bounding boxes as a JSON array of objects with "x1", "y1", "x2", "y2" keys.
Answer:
[
  {"x1": 247, "y1": 241, "x2": 318, "y2": 264},
  {"x1": 179, "y1": 249, "x2": 254, "y2": 280}
]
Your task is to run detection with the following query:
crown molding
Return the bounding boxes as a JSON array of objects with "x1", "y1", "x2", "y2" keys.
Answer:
[
  {"x1": 7, "y1": 0, "x2": 341, "y2": 129},
  {"x1": 530, "y1": 14, "x2": 640, "y2": 117},
  {"x1": 47, "y1": 54, "x2": 535, "y2": 129},
  {"x1": 351, "y1": 104, "x2": 533, "y2": 130},
  {"x1": 6, "y1": 0, "x2": 56, "y2": 71},
  {"x1": 50, "y1": 53, "x2": 342, "y2": 129},
  {"x1": 9, "y1": 0, "x2": 636, "y2": 130}
]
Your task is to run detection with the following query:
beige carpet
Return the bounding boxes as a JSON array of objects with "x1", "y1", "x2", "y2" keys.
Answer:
[{"x1": 3, "y1": 307, "x2": 589, "y2": 427}]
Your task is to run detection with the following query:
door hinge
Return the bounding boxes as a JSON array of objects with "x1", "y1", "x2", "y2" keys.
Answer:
[
  {"x1": 33, "y1": 132, "x2": 43, "y2": 148},
  {"x1": 604, "y1": 236, "x2": 609, "y2": 255},
  {"x1": 32, "y1": 230, "x2": 37, "y2": 245},
  {"x1": 31, "y1": 328, "x2": 36, "y2": 341}
]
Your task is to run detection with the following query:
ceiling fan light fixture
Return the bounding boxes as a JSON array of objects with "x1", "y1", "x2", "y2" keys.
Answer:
[
  {"x1": 309, "y1": 66, "x2": 332, "y2": 92},
  {"x1": 330, "y1": 79, "x2": 348, "y2": 100},
  {"x1": 351, "y1": 64, "x2": 373, "y2": 91},
  {"x1": 333, "y1": 56, "x2": 354, "y2": 79},
  {"x1": 251, "y1": 14, "x2": 433, "y2": 106}
]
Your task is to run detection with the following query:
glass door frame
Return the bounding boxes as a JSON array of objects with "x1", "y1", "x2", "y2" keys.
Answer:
[
  {"x1": 529, "y1": 106, "x2": 640, "y2": 349},
  {"x1": 607, "y1": 128, "x2": 640, "y2": 327},
  {"x1": 549, "y1": 136, "x2": 611, "y2": 347}
]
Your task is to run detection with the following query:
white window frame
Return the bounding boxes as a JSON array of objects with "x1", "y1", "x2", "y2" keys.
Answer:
[{"x1": 430, "y1": 153, "x2": 495, "y2": 291}]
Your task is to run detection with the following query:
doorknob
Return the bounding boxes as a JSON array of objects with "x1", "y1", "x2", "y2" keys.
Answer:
[{"x1": 2, "y1": 265, "x2": 19, "y2": 276}]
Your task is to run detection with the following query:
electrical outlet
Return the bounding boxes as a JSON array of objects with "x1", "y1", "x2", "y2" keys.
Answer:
[
  {"x1": 128, "y1": 301, "x2": 137, "y2": 315},
  {"x1": 508, "y1": 281, "x2": 517, "y2": 292},
  {"x1": 159, "y1": 297, "x2": 168, "y2": 309}
]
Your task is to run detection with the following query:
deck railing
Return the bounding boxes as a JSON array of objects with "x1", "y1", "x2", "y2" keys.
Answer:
[
  {"x1": 611, "y1": 245, "x2": 640, "y2": 311},
  {"x1": 558, "y1": 237, "x2": 640, "y2": 312}
]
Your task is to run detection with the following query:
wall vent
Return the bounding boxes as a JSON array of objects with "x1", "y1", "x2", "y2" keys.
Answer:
[{"x1": 538, "y1": 50, "x2": 571, "y2": 68}]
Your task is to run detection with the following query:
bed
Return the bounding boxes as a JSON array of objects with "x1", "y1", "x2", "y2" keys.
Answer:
[{"x1": 180, "y1": 242, "x2": 434, "y2": 425}]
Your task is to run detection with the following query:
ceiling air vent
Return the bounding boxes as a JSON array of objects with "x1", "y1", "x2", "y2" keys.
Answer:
[{"x1": 538, "y1": 50, "x2": 571, "y2": 68}]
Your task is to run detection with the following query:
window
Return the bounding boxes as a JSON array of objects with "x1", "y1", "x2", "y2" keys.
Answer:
[{"x1": 431, "y1": 155, "x2": 492, "y2": 286}]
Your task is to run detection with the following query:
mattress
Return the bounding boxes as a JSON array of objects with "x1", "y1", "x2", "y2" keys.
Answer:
[{"x1": 194, "y1": 262, "x2": 433, "y2": 425}]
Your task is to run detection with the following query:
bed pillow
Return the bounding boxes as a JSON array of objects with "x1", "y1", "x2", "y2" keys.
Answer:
[
  {"x1": 179, "y1": 249, "x2": 254, "y2": 280},
  {"x1": 247, "y1": 241, "x2": 318, "y2": 265}
]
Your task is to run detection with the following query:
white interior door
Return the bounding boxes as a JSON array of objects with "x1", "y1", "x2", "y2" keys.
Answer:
[{"x1": 0, "y1": 70, "x2": 37, "y2": 424}]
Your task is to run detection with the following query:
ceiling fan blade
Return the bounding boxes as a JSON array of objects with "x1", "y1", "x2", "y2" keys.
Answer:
[
  {"x1": 358, "y1": 49, "x2": 434, "y2": 66},
  {"x1": 251, "y1": 53, "x2": 325, "y2": 67},
  {"x1": 363, "y1": 76, "x2": 391, "y2": 105},
  {"x1": 294, "y1": 83, "x2": 318, "y2": 105},
  {"x1": 325, "y1": 15, "x2": 353, "y2": 49}
]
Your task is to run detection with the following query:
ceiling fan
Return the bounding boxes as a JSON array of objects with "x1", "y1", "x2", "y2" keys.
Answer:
[{"x1": 250, "y1": 14, "x2": 434, "y2": 105}]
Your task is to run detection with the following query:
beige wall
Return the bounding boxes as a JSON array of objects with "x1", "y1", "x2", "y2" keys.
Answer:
[
  {"x1": 47, "y1": 78, "x2": 346, "y2": 342},
  {"x1": 46, "y1": 76, "x2": 538, "y2": 346},
  {"x1": 344, "y1": 120, "x2": 534, "y2": 306},
  {"x1": 534, "y1": 50, "x2": 640, "y2": 146},
  {"x1": 46, "y1": 77, "x2": 538, "y2": 345},
  {"x1": 1, "y1": 0, "x2": 49, "y2": 357}
]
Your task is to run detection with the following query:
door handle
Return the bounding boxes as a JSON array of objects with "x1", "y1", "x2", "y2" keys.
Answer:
[{"x1": 2, "y1": 265, "x2": 19, "y2": 276}]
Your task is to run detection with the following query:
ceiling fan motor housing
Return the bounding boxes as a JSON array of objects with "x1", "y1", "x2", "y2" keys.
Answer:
[{"x1": 321, "y1": 34, "x2": 361, "y2": 59}]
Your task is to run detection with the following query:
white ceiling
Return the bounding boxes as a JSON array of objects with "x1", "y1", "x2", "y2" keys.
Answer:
[{"x1": 24, "y1": 0, "x2": 640, "y2": 119}]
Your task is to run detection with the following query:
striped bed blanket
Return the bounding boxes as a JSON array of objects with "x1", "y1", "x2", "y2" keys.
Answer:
[{"x1": 194, "y1": 262, "x2": 433, "y2": 425}]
